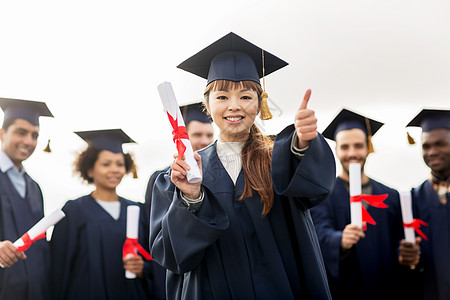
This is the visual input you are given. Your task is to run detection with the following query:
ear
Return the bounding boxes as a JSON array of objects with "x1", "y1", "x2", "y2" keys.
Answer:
[
  {"x1": 87, "y1": 168, "x2": 94, "y2": 179},
  {"x1": 0, "y1": 128, "x2": 5, "y2": 143}
]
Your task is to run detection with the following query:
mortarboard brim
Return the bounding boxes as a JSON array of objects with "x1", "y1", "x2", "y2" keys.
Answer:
[
  {"x1": 177, "y1": 32, "x2": 288, "y2": 85},
  {"x1": 0, "y1": 98, "x2": 53, "y2": 126},
  {"x1": 75, "y1": 129, "x2": 135, "y2": 154},
  {"x1": 406, "y1": 109, "x2": 450, "y2": 132},
  {"x1": 322, "y1": 108, "x2": 384, "y2": 141},
  {"x1": 180, "y1": 101, "x2": 212, "y2": 125}
]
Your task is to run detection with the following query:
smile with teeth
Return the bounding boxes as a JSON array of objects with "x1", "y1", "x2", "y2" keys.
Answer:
[{"x1": 225, "y1": 116, "x2": 244, "y2": 122}]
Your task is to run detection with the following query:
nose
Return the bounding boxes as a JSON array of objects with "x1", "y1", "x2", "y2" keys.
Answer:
[{"x1": 228, "y1": 97, "x2": 241, "y2": 111}]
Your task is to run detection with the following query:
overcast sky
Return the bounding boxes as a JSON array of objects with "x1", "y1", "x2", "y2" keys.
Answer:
[{"x1": 0, "y1": 0, "x2": 449, "y2": 213}]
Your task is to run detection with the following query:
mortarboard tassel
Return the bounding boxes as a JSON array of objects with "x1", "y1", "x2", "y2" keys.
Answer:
[
  {"x1": 43, "y1": 139, "x2": 51, "y2": 153},
  {"x1": 365, "y1": 118, "x2": 375, "y2": 154},
  {"x1": 259, "y1": 50, "x2": 273, "y2": 120},
  {"x1": 131, "y1": 161, "x2": 138, "y2": 179},
  {"x1": 407, "y1": 132, "x2": 416, "y2": 145}
]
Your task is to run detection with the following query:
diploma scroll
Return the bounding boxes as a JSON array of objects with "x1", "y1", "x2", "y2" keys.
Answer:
[
  {"x1": 0, "y1": 209, "x2": 66, "y2": 268},
  {"x1": 399, "y1": 191, "x2": 416, "y2": 243},
  {"x1": 157, "y1": 81, "x2": 202, "y2": 183},
  {"x1": 349, "y1": 163, "x2": 363, "y2": 228},
  {"x1": 125, "y1": 205, "x2": 140, "y2": 279}
]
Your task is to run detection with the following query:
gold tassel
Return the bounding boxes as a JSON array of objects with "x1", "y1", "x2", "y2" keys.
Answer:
[
  {"x1": 131, "y1": 161, "x2": 138, "y2": 179},
  {"x1": 407, "y1": 132, "x2": 416, "y2": 145},
  {"x1": 259, "y1": 50, "x2": 273, "y2": 120},
  {"x1": 367, "y1": 135, "x2": 374, "y2": 154},
  {"x1": 43, "y1": 139, "x2": 51, "y2": 153},
  {"x1": 260, "y1": 92, "x2": 273, "y2": 120},
  {"x1": 365, "y1": 118, "x2": 374, "y2": 154}
]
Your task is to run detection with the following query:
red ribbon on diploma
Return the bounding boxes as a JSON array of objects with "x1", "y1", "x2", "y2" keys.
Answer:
[
  {"x1": 123, "y1": 238, "x2": 153, "y2": 261},
  {"x1": 15, "y1": 232, "x2": 46, "y2": 252},
  {"x1": 404, "y1": 219, "x2": 429, "y2": 241},
  {"x1": 167, "y1": 112, "x2": 189, "y2": 158},
  {"x1": 350, "y1": 194, "x2": 389, "y2": 230}
]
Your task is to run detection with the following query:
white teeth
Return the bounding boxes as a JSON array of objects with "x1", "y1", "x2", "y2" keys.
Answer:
[{"x1": 226, "y1": 117, "x2": 242, "y2": 122}]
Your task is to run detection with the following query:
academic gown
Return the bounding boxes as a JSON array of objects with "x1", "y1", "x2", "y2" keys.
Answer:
[
  {"x1": 412, "y1": 180, "x2": 450, "y2": 300},
  {"x1": 144, "y1": 167, "x2": 170, "y2": 300},
  {"x1": 310, "y1": 177, "x2": 403, "y2": 300},
  {"x1": 50, "y1": 195, "x2": 155, "y2": 300},
  {"x1": 0, "y1": 171, "x2": 50, "y2": 300},
  {"x1": 150, "y1": 125, "x2": 336, "y2": 300}
]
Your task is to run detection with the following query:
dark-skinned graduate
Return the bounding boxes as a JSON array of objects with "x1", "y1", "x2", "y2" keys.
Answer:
[
  {"x1": 50, "y1": 129, "x2": 155, "y2": 300},
  {"x1": 149, "y1": 32, "x2": 336, "y2": 300},
  {"x1": 399, "y1": 109, "x2": 450, "y2": 300},
  {"x1": 310, "y1": 108, "x2": 404, "y2": 300}
]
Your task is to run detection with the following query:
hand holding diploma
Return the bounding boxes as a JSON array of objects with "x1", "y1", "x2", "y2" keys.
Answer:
[
  {"x1": 157, "y1": 81, "x2": 202, "y2": 184},
  {"x1": 0, "y1": 209, "x2": 65, "y2": 268},
  {"x1": 349, "y1": 163, "x2": 388, "y2": 230},
  {"x1": 123, "y1": 205, "x2": 152, "y2": 279},
  {"x1": 398, "y1": 191, "x2": 426, "y2": 267}
]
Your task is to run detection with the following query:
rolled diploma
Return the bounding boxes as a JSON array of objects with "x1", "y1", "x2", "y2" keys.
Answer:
[
  {"x1": 13, "y1": 209, "x2": 66, "y2": 248},
  {"x1": 349, "y1": 163, "x2": 362, "y2": 228},
  {"x1": 125, "y1": 205, "x2": 140, "y2": 279},
  {"x1": 157, "y1": 81, "x2": 202, "y2": 183},
  {"x1": 399, "y1": 191, "x2": 416, "y2": 243},
  {"x1": 0, "y1": 209, "x2": 65, "y2": 268}
]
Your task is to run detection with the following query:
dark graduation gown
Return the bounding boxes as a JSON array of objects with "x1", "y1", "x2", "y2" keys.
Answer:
[
  {"x1": 310, "y1": 177, "x2": 403, "y2": 300},
  {"x1": 150, "y1": 125, "x2": 336, "y2": 300},
  {"x1": 144, "y1": 167, "x2": 170, "y2": 300},
  {"x1": 50, "y1": 195, "x2": 155, "y2": 300},
  {"x1": 0, "y1": 171, "x2": 50, "y2": 300},
  {"x1": 412, "y1": 180, "x2": 450, "y2": 300}
]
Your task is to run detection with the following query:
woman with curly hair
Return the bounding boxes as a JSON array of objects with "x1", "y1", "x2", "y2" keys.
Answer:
[{"x1": 50, "y1": 129, "x2": 158, "y2": 300}]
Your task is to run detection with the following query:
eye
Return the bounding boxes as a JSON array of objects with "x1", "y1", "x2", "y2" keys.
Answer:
[
  {"x1": 217, "y1": 95, "x2": 228, "y2": 100},
  {"x1": 241, "y1": 95, "x2": 252, "y2": 100}
]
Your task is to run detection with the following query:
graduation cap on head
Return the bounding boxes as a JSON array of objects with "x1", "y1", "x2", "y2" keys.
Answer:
[
  {"x1": 180, "y1": 101, "x2": 212, "y2": 126},
  {"x1": 0, "y1": 98, "x2": 53, "y2": 126},
  {"x1": 74, "y1": 129, "x2": 136, "y2": 154},
  {"x1": 177, "y1": 32, "x2": 289, "y2": 120},
  {"x1": 322, "y1": 108, "x2": 384, "y2": 153},
  {"x1": 405, "y1": 108, "x2": 450, "y2": 144}
]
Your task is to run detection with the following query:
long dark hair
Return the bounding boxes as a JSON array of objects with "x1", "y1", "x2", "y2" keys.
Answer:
[{"x1": 204, "y1": 80, "x2": 274, "y2": 215}]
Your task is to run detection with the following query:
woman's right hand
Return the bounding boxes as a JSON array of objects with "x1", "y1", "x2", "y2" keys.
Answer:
[{"x1": 171, "y1": 152, "x2": 203, "y2": 199}]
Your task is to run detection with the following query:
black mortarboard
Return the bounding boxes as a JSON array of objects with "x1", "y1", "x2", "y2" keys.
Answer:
[
  {"x1": 323, "y1": 108, "x2": 383, "y2": 153},
  {"x1": 406, "y1": 109, "x2": 450, "y2": 132},
  {"x1": 323, "y1": 108, "x2": 384, "y2": 140},
  {"x1": 180, "y1": 102, "x2": 212, "y2": 125},
  {"x1": 177, "y1": 32, "x2": 288, "y2": 85},
  {"x1": 74, "y1": 129, "x2": 135, "y2": 154},
  {"x1": 0, "y1": 98, "x2": 53, "y2": 126}
]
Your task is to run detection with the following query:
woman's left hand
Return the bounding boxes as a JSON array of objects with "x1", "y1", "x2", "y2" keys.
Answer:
[
  {"x1": 123, "y1": 255, "x2": 145, "y2": 278},
  {"x1": 294, "y1": 89, "x2": 318, "y2": 149}
]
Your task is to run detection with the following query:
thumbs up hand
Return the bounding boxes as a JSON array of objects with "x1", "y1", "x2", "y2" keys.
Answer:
[{"x1": 294, "y1": 89, "x2": 318, "y2": 149}]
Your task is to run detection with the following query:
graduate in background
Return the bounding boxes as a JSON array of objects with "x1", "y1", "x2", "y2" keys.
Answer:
[
  {"x1": 310, "y1": 108, "x2": 404, "y2": 300},
  {"x1": 144, "y1": 102, "x2": 213, "y2": 300},
  {"x1": 50, "y1": 129, "x2": 156, "y2": 300},
  {"x1": 150, "y1": 32, "x2": 336, "y2": 299},
  {"x1": 0, "y1": 98, "x2": 53, "y2": 300},
  {"x1": 400, "y1": 109, "x2": 450, "y2": 300}
]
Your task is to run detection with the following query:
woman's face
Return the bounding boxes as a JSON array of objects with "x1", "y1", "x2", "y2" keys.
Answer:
[
  {"x1": 88, "y1": 150, "x2": 126, "y2": 190},
  {"x1": 207, "y1": 86, "x2": 259, "y2": 142}
]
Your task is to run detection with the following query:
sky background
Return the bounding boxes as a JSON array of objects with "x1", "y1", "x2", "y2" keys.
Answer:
[{"x1": 0, "y1": 0, "x2": 449, "y2": 214}]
